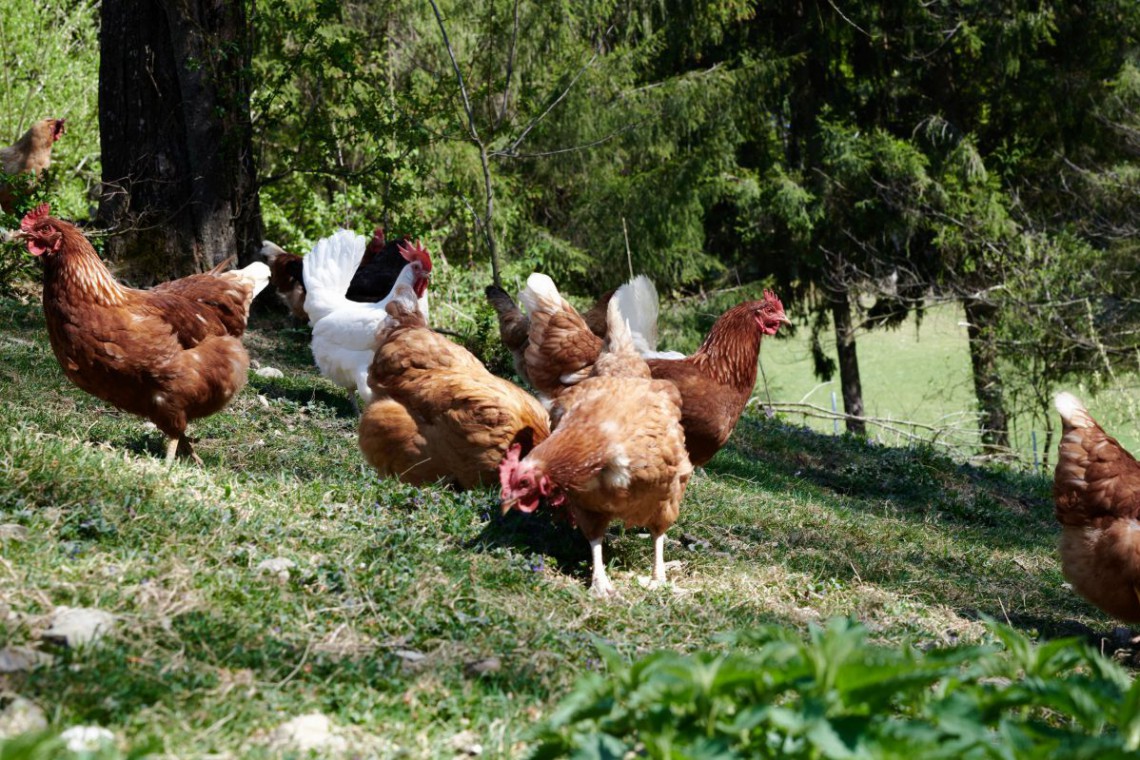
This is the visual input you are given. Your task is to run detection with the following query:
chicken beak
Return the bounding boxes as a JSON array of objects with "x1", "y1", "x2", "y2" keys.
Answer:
[{"x1": 500, "y1": 496, "x2": 519, "y2": 516}]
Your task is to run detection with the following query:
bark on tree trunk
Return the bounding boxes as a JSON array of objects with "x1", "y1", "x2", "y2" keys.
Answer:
[
  {"x1": 830, "y1": 288, "x2": 867, "y2": 436},
  {"x1": 97, "y1": 0, "x2": 261, "y2": 285},
  {"x1": 962, "y1": 296, "x2": 1010, "y2": 451}
]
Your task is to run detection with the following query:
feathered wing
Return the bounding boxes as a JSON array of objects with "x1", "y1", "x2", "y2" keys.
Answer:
[
  {"x1": 362, "y1": 312, "x2": 550, "y2": 489},
  {"x1": 1052, "y1": 391, "x2": 1140, "y2": 622},
  {"x1": 146, "y1": 261, "x2": 270, "y2": 342},
  {"x1": 1053, "y1": 392, "x2": 1140, "y2": 523},
  {"x1": 520, "y1": 273, "x2": 603, "y2": 397},
  {"x1": 301, "y1": 229, "x2": 368, "y2": 325}
]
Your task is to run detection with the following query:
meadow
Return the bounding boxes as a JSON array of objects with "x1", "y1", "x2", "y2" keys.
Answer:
[{"x1": 0, "y1": 275, "x2": 1137, "y2": 757}]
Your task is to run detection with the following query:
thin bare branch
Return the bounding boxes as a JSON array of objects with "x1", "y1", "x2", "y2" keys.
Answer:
[
  {"x1": 496, "y1": 0, "x2": 522, "y2": 130},
  {"x1": 503, "y1": 51, "x2": 599, "y2": 157}
]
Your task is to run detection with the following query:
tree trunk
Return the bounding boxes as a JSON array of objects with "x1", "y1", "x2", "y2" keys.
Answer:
[
  {"x1": 962, "y1": 296, "x2": 1010, "y2": 451},
  {"x1": 97, "y1": 0, "x2": 261, "y2": 285},
  {"x1": 830, "y1": 288, "x2": 866, "y2": 435}
]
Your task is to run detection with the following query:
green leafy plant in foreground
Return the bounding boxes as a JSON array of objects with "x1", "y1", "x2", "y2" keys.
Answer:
[{"x1": 530, "y1": 618, "x2": 1140, "y2": 759}]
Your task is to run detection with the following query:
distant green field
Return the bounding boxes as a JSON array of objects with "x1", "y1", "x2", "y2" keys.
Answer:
[{"x1": 660, "y1": 294, "x2": 1140, "y2": 469}]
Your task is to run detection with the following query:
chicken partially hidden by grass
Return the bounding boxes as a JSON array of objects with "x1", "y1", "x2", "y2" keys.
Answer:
[
  {"x1": 15, "y1": 204, "x2": 269, "y2": 463},
  {"x1": 0, "y1": 118, "x2": 65, "y2": 213}
]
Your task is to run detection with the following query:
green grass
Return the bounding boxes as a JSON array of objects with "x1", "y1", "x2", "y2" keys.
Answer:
[{"x1": 0, "y1": 291, "x2": 1132, "y2": 757}]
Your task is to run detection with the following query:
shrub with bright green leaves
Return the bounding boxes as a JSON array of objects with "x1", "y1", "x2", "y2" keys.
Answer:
[{"x1": 529, "y1": 618, "x2": 1140, "y2": 759}]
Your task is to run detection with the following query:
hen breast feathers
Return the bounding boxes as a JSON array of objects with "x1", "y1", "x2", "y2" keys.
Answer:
[
  {"x1": 1053, "y1": 392, "x2": 1140, "y2": 622},
  {"x1": 359, "y1": 289, "x2": 549, "y2": 489},
  {"x1": 303, "y1": 229, "x2": 428, "y2": 404}
]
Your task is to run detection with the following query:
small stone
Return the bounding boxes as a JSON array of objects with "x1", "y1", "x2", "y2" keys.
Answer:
[
  {"x1": 41, "y1": 607, "x2": 115, "y2": 649},
  {"x1": 463, "y1": 657, "x2": 501, "y2": 678},
  {"x1": 255, "y1": 367, "x2": 284, "y2": 379},
  {"x1": 60, "y1": 725, "x2": 115, "y2": 752},
  {"x1": 0, "y1": 524, "x2": 28, "y2": 541},
  {"x1": 0, "y1": 646, "x2": 54, "y2": 673},
  {"x1": 256, "y1": 557, "x2": 296, "y2": 581},
  {"x1": 269, "y1": 713, "x2": 347, "y2": 754},
  {"x1": 0, "y1": 697, "x2": 47, "y2": 738},
  {"x1": 258, "y1": 394, "x2": 270, "y2": 408},
  {"x1": 450, "y1": 729, "x2": 483, "y2": 756}
]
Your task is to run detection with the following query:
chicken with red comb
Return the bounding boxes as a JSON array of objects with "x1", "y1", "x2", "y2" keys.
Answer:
[{"x1": 16, "y1": 204, "x2": 270, "y2": 463}]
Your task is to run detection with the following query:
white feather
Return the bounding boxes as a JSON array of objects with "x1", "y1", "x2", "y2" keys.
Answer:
[
  {"x1": 301, "y1": 229, "x2": 368, "y2": 326},
  {"x1": 233, "y1": 261, "x2": 271, "y2": 300},
  {"x1": 518, "y1": 272, "x2": 563, "y2": 316},
  {"x1": 1055, "y1": 392, "x2": 1092, "y2": 428},
  {"x1": 614, "y1": 274, "x2": 661, "y2": 353},
  {"x1": 306, "y1": 256, "x2": 428, "y2": 404},
  {"x1": 259, "y1": 239, "x2": 288, "y2": 264}
]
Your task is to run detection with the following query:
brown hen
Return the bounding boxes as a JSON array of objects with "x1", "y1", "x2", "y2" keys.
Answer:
[
  {"x1": 1053, "y1": 391, "x2": 1140, "y2": 622},
  {"x1": 359, "y1": 285, "x2": 549, "y2": 489},
  {"x1": 16, "y1": 205, "x2": 269, "y2": 463},
  {"x1": 500, "y1": 299, "x2": 692, "y2": 596},
  {"x1": 0, "y1": 118, "x2": 65, "y2": 213}
]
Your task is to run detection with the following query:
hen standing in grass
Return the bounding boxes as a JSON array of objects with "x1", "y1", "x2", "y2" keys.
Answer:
[
  {"x1": 500, "y1": 298, "x2": 692, "y2": 597},
  {"x1": 0, "y1": 118, "x2": 66, "y2": 213},
  {"x1": 1053, "y1": 391, "x2": 1140, "y2": 622},
  {"x1": 15, "y1": 205, "x2": 270, "y2": 463},
  {"x1": 359, "y1": 284, "x2": 550, "y2": 489}
]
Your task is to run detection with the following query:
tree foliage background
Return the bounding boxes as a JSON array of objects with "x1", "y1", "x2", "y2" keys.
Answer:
[{"x1": 3, "y1": 0, "x2": 1140, "y2": 454}]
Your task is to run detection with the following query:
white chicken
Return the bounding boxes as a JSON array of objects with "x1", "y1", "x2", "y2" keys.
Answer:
[{"x1": 302, "y1": 229, "x2": 432, "y2": 407}]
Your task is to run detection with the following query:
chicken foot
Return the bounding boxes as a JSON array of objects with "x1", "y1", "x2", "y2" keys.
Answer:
[
  {"x1": 165, "y1": 435, "x2": 203, "y2": 466},
  {"x1": 589, "y1": 537, "x2": 616, "y2": 597}
]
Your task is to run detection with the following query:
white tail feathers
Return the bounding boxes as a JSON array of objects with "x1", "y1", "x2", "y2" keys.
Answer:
[
  {"x1": 519, "y1": 273, "x2": 563, "y2": 316},
  {"x1": 301, "y1": 229, "x2": 368, "y2": 325},
  {"x1": 234, "y1": 261, "x2": 271, "y2": 299},
  {"x1": 1055, "y1": 392, "x2": 1095, "y2": 429},
  {"x1": 614, "y1": 274, "x2": 660, "y2": 353},
  {"x1": 604, "y1": 297, "x2": 637, "y2": 358},
  {"x1": 259, "y1": 240, "x2": 288, "y2": 263}
]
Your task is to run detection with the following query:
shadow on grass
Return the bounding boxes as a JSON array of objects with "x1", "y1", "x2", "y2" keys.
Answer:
[
  {"x1": 469, "y1": 509, "x2": 591, "y2": 583},
  {"x1": 710, "y1": 415, "x2": 1054, "y2": 548},
  {"x1": 957, "y1": 606, "x2": 1140, "y2": 665}
]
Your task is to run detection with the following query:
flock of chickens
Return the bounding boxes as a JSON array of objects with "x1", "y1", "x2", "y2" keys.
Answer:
[{"x1": 6, "y1": 119, "x2": 1140, "y2": 615}]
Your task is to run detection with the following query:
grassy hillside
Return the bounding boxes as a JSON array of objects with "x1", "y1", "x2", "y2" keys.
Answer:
[{"x1": 0, "y1": 292, "x2": 1132, "y2": 757}]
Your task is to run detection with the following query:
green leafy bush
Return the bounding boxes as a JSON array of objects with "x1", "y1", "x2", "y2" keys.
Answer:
[{"x1": 530, "y1": 618, "x2": 1140, "y2": 759}]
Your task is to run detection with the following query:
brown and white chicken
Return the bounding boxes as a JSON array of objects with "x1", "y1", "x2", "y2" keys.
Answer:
[
  {"x1": 359, "y1": 285, "x2": 550, "y2": 489},
  {"x1": 499, "y1": 298, "x2": 692, "y2": 596},
  {"x1": 1053, "y1": 391, "x2": 1140, "y2": 623},
  {"x1": 15, "y1": 204, "x2": 269, "y2": 463}
]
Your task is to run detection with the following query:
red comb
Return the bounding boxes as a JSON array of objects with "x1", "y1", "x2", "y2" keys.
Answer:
[
  {"x1": 397, "y1": 239, "x2": 433, "y2": 272},
  {"x1": 20, "y1": 204, "x2": 51, "y2": 232},
  {"x1": 763, "y1": 290, "x2": 784, "y2": 310}
]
